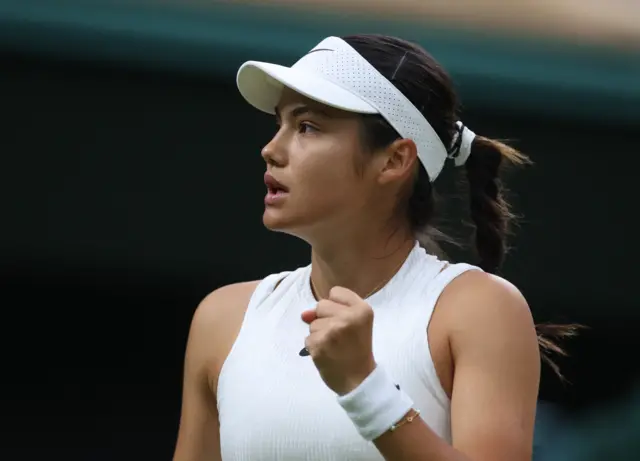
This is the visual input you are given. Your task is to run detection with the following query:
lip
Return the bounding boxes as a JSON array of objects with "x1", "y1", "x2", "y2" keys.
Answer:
[
  {"x1": 264, "y1": 172, "x2": 289, "y2": 206},
  {"x1": 264, "y1": 173, "x2": 289, "y2": 192}
]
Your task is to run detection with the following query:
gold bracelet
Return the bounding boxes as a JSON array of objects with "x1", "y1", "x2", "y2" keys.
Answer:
[{"x1": 389, "y1": 409, "x2": 421, "y2": 432}]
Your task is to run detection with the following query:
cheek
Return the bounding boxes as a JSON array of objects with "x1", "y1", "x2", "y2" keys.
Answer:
[
  {"x1": 295, "y1": 145, "x2": 358, "y2": 199},
  {"x1": 301, "y1": 168, "x2": 366, "y2": 225}
]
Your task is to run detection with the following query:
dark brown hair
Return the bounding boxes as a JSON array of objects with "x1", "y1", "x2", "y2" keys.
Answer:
[{"x1": 342, "y1": 34, "x2": 579, "y2": 377}]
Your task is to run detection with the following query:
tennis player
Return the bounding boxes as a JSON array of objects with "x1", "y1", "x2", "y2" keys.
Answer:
[{"x1": 174, "y1": 34, "x2": 553, "y2": 461}]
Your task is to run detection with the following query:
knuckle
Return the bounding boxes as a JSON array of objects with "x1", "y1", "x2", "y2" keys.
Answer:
[
  {"x1": 362, "y1": 304, "x2": 374, "y2": 319},
  {"x1": 356, "y1": 302, "x2": 373, "y2": 316},
  {"x1": 333, "y1": 318, "x2": 350, "y2": 333},
  {"x1": 350, "y1": 305, "x2": 373, "y2": 327},
  {"x1": 322, "y1": 324, "x2": 338, "y2": 340},
  {"x1": 316, "y1": 299, "x2": 332, "y2": 314}
]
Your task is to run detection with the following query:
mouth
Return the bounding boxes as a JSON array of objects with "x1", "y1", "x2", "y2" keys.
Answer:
[
  {"x1": 264, "y1": 173, "x2": 289, "y2": 195},
  {"x1": 264, "y1": 173, "x2": 289, "y2": 204},
  {"x1": 266, "y1": 186, "x2": 287, "y2": 196}
]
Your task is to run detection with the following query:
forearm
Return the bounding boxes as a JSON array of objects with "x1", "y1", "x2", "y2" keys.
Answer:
[
  {"x1": 336, "y1": 365, "x2": 472, "y2": 461},
  {"x1": 373, "y1": 412, "x2": 470, "y2": 461}
]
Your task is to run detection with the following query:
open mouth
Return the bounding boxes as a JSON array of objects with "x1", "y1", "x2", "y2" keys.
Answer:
[
  {"x1": 267, "y1": 185, "x2": 288, "y2": 195},
  {"x1": 264, "y1": 173, "x2": 289, "y2": 196}
]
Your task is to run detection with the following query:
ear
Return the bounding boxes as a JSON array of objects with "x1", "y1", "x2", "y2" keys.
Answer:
[{"x1": 377, "y1": 138, "x2": 418, "y2": 185}]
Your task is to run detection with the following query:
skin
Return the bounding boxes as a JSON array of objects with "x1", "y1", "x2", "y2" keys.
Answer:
[{"x1": 173, "y1": 88, "x2": 540, "y2": 461}]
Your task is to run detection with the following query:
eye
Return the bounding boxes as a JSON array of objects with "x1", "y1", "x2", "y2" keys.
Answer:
[{"x1": 298, "y1": 122, "x2": 318, "y2": 134}]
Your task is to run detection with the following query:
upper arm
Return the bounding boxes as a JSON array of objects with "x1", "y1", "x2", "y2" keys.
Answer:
[
  {"x1": 173, "y1": 282, "x2": 258, "y2": 461},
  {"x1": 443, "y1": 272, "x2": 540, "y2": 461}
]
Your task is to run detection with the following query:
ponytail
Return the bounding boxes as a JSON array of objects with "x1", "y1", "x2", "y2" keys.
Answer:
[
  {"x1": 464, "y1": 136, "x2": 529, "y2": 273},
  {"x1": 463, "y1": 134, "x2": 581, "y2": 379}
]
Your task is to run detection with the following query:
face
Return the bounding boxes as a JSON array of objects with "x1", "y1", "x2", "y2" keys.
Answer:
[{"x1": 261, "y1": 89, "x2": 380, "y2": 241}]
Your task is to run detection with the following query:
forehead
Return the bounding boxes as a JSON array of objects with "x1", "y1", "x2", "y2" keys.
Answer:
[{"x1": 275, "y1": 88, "x2": 358, "y2": 121}]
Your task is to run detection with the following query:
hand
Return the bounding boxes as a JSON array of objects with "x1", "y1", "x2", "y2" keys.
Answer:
[{"x1": 301, "y1": 286, "x2": 377, "y2": 396}]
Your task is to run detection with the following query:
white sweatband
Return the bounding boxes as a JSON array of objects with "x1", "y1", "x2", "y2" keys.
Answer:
[{"x1": 336, "y1": 365, "x2": 415, "y2": 441}]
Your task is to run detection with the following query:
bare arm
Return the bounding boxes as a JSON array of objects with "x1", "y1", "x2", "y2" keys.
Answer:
[
  {"x1": 173, "y1": 282, "x2": 258, "y2": 461},
  {"x1": 373, "y1": 271, "x2": 541, "y2": 461}
]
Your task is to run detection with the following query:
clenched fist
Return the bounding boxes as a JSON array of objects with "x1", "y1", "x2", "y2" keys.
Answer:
[{"x1": 301, "y1": 286, "x2": 377, "y2": 396}]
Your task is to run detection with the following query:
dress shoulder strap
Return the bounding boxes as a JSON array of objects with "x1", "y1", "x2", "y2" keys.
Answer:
[{"x1": 246, "y1": 270, "x2": 292, "y2": 311}]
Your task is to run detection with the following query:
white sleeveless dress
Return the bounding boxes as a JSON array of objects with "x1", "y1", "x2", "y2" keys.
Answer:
[{"x1": 217, "y1": 242, "x2": 480, "y2": 460}]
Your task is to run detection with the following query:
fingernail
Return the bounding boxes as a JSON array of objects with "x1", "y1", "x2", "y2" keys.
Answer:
[{"x1": 299, "y1": 347, "x2": 310, "y2": 356}]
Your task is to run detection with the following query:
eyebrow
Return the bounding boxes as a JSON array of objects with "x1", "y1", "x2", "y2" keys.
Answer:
[{"x1": 274, "y1": 104, "x2": 331, "y2": 121}]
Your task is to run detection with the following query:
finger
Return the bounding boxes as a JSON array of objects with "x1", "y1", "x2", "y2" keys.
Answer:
[
  {"x1": 301, "y1": 309, "x2": 317, "y2": 324},
  {"x1": 309, "y1": 317, "x2": 332, "y2": 333},
  {"x1": 315, "y1": 299, "x2": 345, "y2": 319},
  {"x1": 328, "y1": 286, "x2": 363, "y2": 306},
  {"x1": 304, "y1": 333, "x2": 319, "y2": 357}
]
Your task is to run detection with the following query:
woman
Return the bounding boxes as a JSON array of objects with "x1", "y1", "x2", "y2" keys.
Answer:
[{"x1": 173, "y1": 34, "x2": 549, "y2": 461}]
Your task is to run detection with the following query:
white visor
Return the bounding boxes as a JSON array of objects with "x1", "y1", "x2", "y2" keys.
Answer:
[{"x1": 236, "y1": 36, "x2": 449, "y2": 181}]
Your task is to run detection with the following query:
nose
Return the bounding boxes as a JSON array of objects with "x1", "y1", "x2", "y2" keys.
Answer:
[{"x1": 261, "y1": 131, "x2": 287, "y2": 167}]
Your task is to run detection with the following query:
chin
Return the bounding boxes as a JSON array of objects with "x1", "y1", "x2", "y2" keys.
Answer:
[
  {"x1": 263, "y1": 208, "x2": 295, "y2": 232},
  {"x1": 262, "y1": 208, "x2": 312, "y2": 239}
]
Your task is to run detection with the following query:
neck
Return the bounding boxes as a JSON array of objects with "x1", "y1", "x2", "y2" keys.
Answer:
[{"x1": 309, "y1": 223, "x2": 415, "y2": 300}]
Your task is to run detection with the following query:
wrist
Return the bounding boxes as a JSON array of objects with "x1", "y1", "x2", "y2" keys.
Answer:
[
  {"x1": 336, "y1": 364, "x2": 415, "y2": 441},
  {"x1": 336, "y1": 358, "x2": 377, "y2": 396}
]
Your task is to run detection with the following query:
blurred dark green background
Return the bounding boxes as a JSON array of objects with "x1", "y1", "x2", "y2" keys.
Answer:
[{"x1": 1, "y1": 1, "x2": 638, "y2": 460}]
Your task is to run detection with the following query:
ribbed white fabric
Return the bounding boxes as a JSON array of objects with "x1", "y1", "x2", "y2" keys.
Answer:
[{"x1": 217, "y1": 243, "x2": 480, "y2": 460}]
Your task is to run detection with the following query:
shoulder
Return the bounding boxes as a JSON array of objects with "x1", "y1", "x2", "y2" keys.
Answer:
[
  {"x1": 438, "y1": 269, "x2": 530, "y2": 315},
  {"x1": 193, "y1": 281, "x2": 261, "y2": 326},
  {"x1": 187, "y1": 281, "x2": 261, "y2": 386},
  {"x1": 437, "y1": 269, "x2": 538, "y2": 357}
]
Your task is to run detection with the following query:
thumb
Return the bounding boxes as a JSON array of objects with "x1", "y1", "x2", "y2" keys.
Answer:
[{"x1": 301, "y1": 309, "x2": 317, "y2": 324}]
